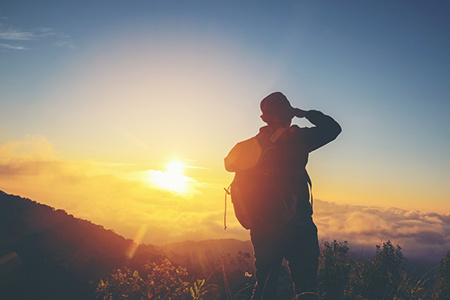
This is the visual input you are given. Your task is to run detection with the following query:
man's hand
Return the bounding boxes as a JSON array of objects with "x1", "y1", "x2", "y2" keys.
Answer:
[{"x1": 294, "y1": 108, "x2": 308, "y2": 118}]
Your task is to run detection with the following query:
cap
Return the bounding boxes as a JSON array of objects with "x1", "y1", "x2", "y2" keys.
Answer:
[{"x1": 260, "y1": 92, "x2": 295, "y2": 123}]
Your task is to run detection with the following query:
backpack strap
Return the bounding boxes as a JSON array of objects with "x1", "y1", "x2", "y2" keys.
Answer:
[
  {"x1": 269, "y1": 127, "x2": 289, "y2": 143},
  {"x1": 254, "y1": 127, "x2": 288, "y2": 157}
]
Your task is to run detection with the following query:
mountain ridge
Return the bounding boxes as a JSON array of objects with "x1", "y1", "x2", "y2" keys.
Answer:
[{"x1": 0, "y1": 190, "x2": 163, "y2": 299}]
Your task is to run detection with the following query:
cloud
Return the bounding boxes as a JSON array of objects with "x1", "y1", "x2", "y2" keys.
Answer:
[
  {"x1": 53, "y1": 40, "x2": 75, "y2": 49},
  {"x1": 0, "y1": 29, "x2": 35, "y2": 40},
  {"x1": 313, "y1": 199, "x2": 450, "y2": 260},
  {"x1": 0, "y1": 43, "x2": 27, "y2": 50},
  {"x1": 0, "y1": 135, "x2": 56, "y2": 160},
  {"x1": 0, "y1": 27, "x2": 57, "y2": 41},
  {"x1": 0, "y1": 20, "x2": 74, "y2": 50}
]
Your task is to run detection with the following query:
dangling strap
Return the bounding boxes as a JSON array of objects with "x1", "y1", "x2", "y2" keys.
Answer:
[
  {"x1": 224, "y1": 184, "x2": 231, "y2": 230},
  {"x1": 306, "y1": 172, "x2": 313, "y2": 214}
]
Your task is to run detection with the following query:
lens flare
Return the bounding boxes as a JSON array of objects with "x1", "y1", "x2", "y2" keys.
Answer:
[{"x1": 126, "y1": 224, "x2": 147, "y2": 259}]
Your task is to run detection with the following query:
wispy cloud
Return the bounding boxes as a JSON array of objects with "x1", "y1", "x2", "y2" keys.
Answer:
[
  {"x1": 0, "y1": 27, "x2": 58, "y2": 41},
  {"x1": 53, "y1": 40, "x2": 75, "y2": 49},
  {"x1": 0, "y1": 43, "x2": 27, "y2": 50},
  {"x1": 0, "y1": 19, "x2": 74, "y2": 50},
  {"x1": 0, "y1": 29, "x2": 36, "y2": 41}
]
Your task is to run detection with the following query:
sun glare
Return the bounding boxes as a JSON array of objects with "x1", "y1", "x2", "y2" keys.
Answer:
[{"x1": 147, "y1": 160, "x2": 192, "y2": 194}]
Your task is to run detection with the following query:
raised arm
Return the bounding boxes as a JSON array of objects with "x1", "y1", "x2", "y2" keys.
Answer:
[{"x1": 300, "y1": 110, "x2": 342, "y2": 152}]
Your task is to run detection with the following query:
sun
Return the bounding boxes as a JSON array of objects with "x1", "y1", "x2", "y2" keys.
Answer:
[{"x1": 147, "y1": 160, "x2": 192, "y2": 194}]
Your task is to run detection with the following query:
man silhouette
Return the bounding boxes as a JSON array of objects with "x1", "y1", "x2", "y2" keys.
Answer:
[{"x1": 225, "y1": 92, "x2": 341, "y2": 299}]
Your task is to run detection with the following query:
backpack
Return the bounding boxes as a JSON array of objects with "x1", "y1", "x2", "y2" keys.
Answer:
[{"x1": 224, "y1": 128, "x2": 301, "y2": 230}]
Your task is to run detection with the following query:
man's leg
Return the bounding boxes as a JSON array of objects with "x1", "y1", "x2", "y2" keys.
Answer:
[
  {"x1": 285, "y1": 221, "x2": 320, "y2": 299},
  {"x1": 252, "y1": 255, "x2": 282, "y2": 300},
  {"x1": 251, "y1": 229, "x2": 284, "y2": 300}
]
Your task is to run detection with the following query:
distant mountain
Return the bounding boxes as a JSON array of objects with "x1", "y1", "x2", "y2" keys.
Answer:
[{"x1": 0, "y1": 190, "x2": 163, "y2": 300}]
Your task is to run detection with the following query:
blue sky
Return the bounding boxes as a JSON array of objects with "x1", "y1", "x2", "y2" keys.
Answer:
[{"x1": 1, "y1": 1, "x2": 450, "y2": 245}]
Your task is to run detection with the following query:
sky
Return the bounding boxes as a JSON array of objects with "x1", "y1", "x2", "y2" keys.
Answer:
[{"x1": 1, "y1": 1, "x2": 449, "y2": 258}]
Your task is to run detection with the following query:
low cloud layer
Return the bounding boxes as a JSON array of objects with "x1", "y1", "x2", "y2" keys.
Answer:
[
  {"x1": 0, "y1": 136, "x2": 448, "y2": 261},
  {"x1": 314, "y1": 200, "x2": 450, "y2": 260}
]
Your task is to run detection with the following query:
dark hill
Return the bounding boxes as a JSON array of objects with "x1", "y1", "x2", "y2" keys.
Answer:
[{"x1": 0, "y1": 190, "x2": 162, "y2": 300}]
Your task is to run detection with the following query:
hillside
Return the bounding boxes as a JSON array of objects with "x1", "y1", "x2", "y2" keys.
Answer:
[{"x1": 0, "y1": 190, "x2": 163, "y2": 300}]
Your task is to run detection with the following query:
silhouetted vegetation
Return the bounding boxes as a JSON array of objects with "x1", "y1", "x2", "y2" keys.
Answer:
[
  {"x1": 432, "y1": 251, "x2": 450, "y2": 299},
  {"x1": 318, "y1": 240, "x2": 351, "y2": 299},
  {"x1": 96, "y1": 258, "x2": 223, "y2": 300},
  {"x1": 316, "y1": 240, "x2": 448, "y2": 300},
  {"x1": 1, "y1": 191, "x2": 449, "y2": 299},
  {"x1": 96, "y1": 241, "x2": 449, "y2": 299}
]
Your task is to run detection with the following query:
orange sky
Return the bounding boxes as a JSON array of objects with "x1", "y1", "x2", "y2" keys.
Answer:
[{"x1": 1, "y1": 134, "x2": 449, "y2": 255}]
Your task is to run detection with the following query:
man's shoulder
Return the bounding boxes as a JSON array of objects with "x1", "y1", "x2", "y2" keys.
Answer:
[
  {"x1": 287, "y1": 125, "x2": 308, "y2": 136},
  {"x1": 257, "y1": 125, "x2": 309, "y2": 142},
  {"x1": 258, "y1": 125, "x2": 270, "y2": 134}
]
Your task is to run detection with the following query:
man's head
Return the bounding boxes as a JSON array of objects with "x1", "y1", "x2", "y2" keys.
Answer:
[{"x1": 260, "y1": 92, "x2": 295, "y2": 127}]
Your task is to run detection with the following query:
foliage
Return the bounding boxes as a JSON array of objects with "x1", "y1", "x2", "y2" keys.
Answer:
[
  {"x1": 96, "y1": 258, "x2": 192, "y2": 300},
  {"x1": 204, "y1": 251, "x2": 254, "y2": 300},
  {"x1": 97, "y1": 268, "x2": 144, "y2": 300},
  {"x1": 143, "y1": 258, "x2": 190, "y2": 299},
  {"x1": 189, "y1": 279, "x2": 206, "y2": 300},
  {"x1": 432, "y1": 251, "x2": 450, "y2": 299},
  {"x1": 189, "y1": 279, "x2": 222, "y2": 300},
  {"x1": 393, "y1": 272, "x2": 428, "y2": 300},
  {"x1": 315, "y1": 240, "x2": 431, "y2": 300},
  {"x1": 318, "y1": 240, "x2": 351, "y2": 300},
  {"x1": 96, "y1": 258, "x2": 225, "y2": 300},
  {"x1": 345, "y1": 241, "x2": 405, "y2": 299}
]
